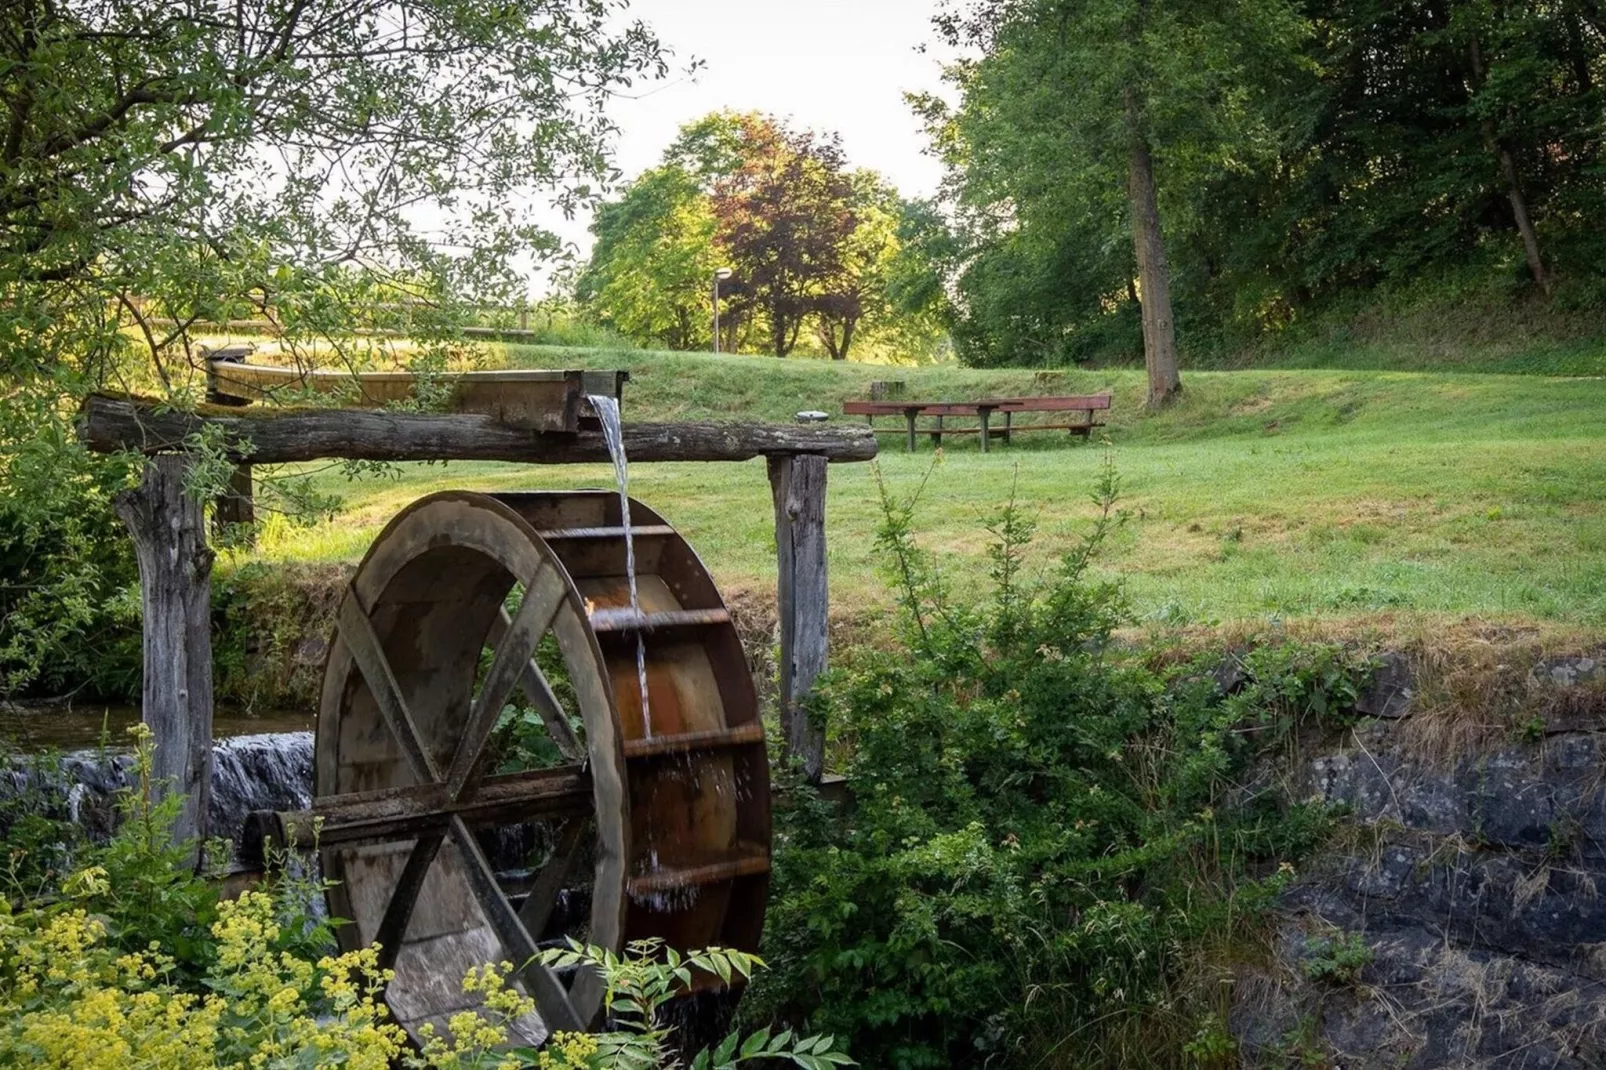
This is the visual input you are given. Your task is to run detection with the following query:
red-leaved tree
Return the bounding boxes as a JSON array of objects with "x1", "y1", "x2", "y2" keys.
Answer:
[{"x1": 710, "y1": 115, "x2": 856, "y2": 357}]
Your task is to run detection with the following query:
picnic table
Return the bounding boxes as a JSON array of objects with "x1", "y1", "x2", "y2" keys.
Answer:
[{"x1": 842, "y1": 394, "x2": 1112, "y2": 453}]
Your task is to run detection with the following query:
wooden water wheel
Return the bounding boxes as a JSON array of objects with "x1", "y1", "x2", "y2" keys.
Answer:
[{"x1": 274, "y1": 490, "x2": 769, "y2": 1045}]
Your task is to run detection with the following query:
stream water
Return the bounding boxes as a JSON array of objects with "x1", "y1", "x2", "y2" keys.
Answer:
[{"x1": 588, "y1": 394, "x2": 653, "y2": 738}]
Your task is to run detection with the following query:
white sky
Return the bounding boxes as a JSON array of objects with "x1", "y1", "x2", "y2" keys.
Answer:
[{"x1": 537, "y1": 0, "x2": 954, "y2": 274}]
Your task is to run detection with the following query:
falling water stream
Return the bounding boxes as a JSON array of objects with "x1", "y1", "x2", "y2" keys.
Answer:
[{"x1": 587, "y1": 395, "x2": 653, "y2": 738}]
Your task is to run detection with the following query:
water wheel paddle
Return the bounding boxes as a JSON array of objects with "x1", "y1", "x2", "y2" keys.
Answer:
[{"x1": 313, "y1": 490, "x2": 770, "y2": 1045}]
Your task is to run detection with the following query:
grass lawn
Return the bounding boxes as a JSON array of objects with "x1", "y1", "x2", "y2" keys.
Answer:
[{"x1": 246, "y1": 345, "x2": 1606, "y2": 629}]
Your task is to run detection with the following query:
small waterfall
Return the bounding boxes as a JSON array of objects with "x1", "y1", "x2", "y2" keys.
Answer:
[
  {"x1": 1, "y1": 731, "x2": 314, "y2": 863},
  {"x1": 588, "y1": 394, "x2": 652, "y2": 738}
]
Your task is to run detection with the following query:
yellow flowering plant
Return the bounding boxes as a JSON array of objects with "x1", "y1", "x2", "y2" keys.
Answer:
[{"x1": 0, "y1": 888, "x2": 406, "y2": 1068}]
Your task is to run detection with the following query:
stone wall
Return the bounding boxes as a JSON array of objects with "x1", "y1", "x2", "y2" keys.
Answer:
[{"x1": 1233, "y1": 656, "x2": 1606, "y2": 1069}]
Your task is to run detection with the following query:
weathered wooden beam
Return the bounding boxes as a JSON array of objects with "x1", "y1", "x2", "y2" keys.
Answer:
[
  {"x1": 768, "y1": 453, "x2": 829, "y2": 783},
  {"x1": 80, "y1": 395, "x2": 878, "y2": 464},
  {"x1": 241, "y1": 764, "x2": 592, "y2": 863},
  {"x1": 114, "y1": 455, "x2": 215, "y2": 859}
]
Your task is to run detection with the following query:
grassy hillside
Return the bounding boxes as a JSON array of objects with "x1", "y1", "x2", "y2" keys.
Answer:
[{"x1": 248, "y1": 346, "x2": 1606, "y2": 629}]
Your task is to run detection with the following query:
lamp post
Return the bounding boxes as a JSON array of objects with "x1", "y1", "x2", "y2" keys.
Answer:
[{"x1": 712, "y1": 267, "x2": 733, "y2": 354}]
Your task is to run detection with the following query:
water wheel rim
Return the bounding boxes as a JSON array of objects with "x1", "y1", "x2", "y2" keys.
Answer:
[{"x1": 316, "y1": 491, "x2": 627, "y2": 1037}]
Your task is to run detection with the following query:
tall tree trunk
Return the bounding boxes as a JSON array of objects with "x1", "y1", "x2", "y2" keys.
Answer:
[
  {"x1": 1124, "y1": 89, "x2": 1182, "y2": 408},
  {"x1": 1498, "y1": 145, "x2": 1551, "y2": 295},
  {"x1": 1470, "y1": 37, "x2": 1552, "y2": 295},
  {"x1": 771, "y1": 302, "x2": 789, "y2": 358},
  {"x1": 836, "y1": 315, "x2": 856, "y2": 362}
]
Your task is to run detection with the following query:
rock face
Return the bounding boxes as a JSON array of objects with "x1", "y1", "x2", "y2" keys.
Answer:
[{"x1": 1233, "y1": 672, "x2": 1606, "y2": 1068}]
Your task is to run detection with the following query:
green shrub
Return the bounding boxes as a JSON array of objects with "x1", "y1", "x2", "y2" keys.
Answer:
[
  {"x1": 0, "y1": 399, "x2": 143, "y2": 700},
  {"x1": 750, "y1": 460, "x2": 1371, "y2": 1068}
]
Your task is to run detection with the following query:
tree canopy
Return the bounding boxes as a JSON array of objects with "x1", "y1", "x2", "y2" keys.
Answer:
[
  {"x1": 1, "y1": 0, "x2": 667, "y2": 392},
  {"x1": 923, "y1": 0, "x2": 1606, "y2": 371},
  {"x1": 578, "y1": 111, "x2": 944, "y2": 361},
  {"x1": 0, "y1": 0, "x2": 668, "y2": 698}
]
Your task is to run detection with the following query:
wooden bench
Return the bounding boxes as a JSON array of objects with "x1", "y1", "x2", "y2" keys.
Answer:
[{"x1": 842, "y1": 395, "x2": 1112, "y2": 453}]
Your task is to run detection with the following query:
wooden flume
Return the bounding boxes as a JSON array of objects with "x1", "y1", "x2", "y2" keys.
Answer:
[{"x1": 248, "y1": 490, "x2": 771, "y2": 1045}]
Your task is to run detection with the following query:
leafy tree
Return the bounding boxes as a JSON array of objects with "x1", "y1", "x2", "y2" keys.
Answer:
[
  {"x1": 921, "y1": 0, "x2": 1606, "y2": 372},
  {"x1": 930, "y1": 0, "x2": 1309, "y2": 401},
  {"x1": 814, "y1": 171, "x2": 902, "y2": 361},
  {"x1": 2, "y1": 0, "x2": 667, "y2": 387},
  {"x1": 0, "y1": 0, "x2": 667, "y2": 697},
  {"x1": 577, "y1": 166, "x2": 721, "y2": 350},
  {"x1": 709, "y1": 114, "x2": 857, "y2": 358}
]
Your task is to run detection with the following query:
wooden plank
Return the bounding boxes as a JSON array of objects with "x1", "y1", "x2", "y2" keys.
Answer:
[
  {"x1": 113, "y1": 455, "x2": 214, "y2": 858},
  {"x1": 587, "y1": 606, "x2": 731, "y2": 634},
  {"x1": 767, "y1": 454, "x2": 828, "y2": 782},
  {"x1": 248, "y1": 765, "x2": 592, "y2": 859},
  {"x1": 622, "y1": 722, "x2": 766, "y2": 760},
  {"x1": 844, "y1": 394, "x2": 1112, "y2": 416},
  {"x1": 870, "y1": 422, "x2": 1104, "y2": 436},
  {"x1": 81, "y1": 395, "x2": 878, "y2": 464},
  {"x1": 535, "y1": 525, "x2": 677, "y2": 541},
  {"x1": 626, "y1": 841, "x2": 770, "y2": 895}
]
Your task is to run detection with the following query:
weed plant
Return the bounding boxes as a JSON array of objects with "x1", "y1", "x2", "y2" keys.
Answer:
[{"x1": 749, "y1": 459, "x2": 1373, "y2": 1068}]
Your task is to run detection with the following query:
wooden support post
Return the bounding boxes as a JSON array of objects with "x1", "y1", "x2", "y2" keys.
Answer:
[
  {"x1": 114, "y1": 455, "x2": 215, "y2": 858},
  {"x1": 905, "y1": 409, "x2": 917, "y2": 453},
  {"x1": 768, "y1": 453, "x2": 829, "y2": 783},
  {"x1": 1004, "y1": 410, "x2": 1013, "y2": 446},
  {"x1": 980, "y1": 408, "x2": 992, "y2": 454},
  {"x1": 930, "y1": 414, "x2": 944, "y2": 448},
  {"x1": 213, "y1": 463, "x2": 256, "y2": 544}
]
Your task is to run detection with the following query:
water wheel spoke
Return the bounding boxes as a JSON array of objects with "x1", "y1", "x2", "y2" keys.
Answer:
[
  {"x1": 517, "y1": 817, "x2": 589, "y2": 940},
  {"x1": 448, "y1": 564, "x2": 569, "y2": 800},
  {"x1": 373, "y1": 831, "x2": 445, "y2": 971},
  {"x1": 447, "y1": 815, "x2": 583, "y2": 1034},
  {"x1": 489, "y1": 607, "x2": 582, "y2": 762},
  {"x1": 338, "y1": 589, "x2": 441, "y2": 783}
]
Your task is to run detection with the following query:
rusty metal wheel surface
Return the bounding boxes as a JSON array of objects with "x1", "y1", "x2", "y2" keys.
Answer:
[{"x1": 316, "y1": 490, "x2": 770, "y2": 1046}]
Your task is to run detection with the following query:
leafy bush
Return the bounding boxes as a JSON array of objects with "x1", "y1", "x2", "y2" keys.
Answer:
[
  {"x1": 750, "y1": 460, "x2": 1370, "y2": 1068},
  {"x1": 0, "y1": 393, "x2": 143, "y2": 700}
]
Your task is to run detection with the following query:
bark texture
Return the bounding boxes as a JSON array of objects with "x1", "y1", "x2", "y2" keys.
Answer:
[
  {"x1": 768, "y1": 453, "x2": 829, "y2": 782},
  {"x1": 80, "y1": 395, "x2": 878, "y2": 464},
  {"x1": 113, "y1": 455, "x2": 215, "y2": 858},
  {"x1": 1125, "y1": 88, "x2": 1183, "y2": 409}
]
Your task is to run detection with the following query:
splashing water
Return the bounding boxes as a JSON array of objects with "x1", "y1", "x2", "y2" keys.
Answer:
[{"x1": 588, "y1": 395, "x2": 652, "y2": 737}]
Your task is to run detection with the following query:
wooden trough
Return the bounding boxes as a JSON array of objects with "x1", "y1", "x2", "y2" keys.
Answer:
[{"x1": 205, "y1": 357, "x2": 628, "y2": 434}]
